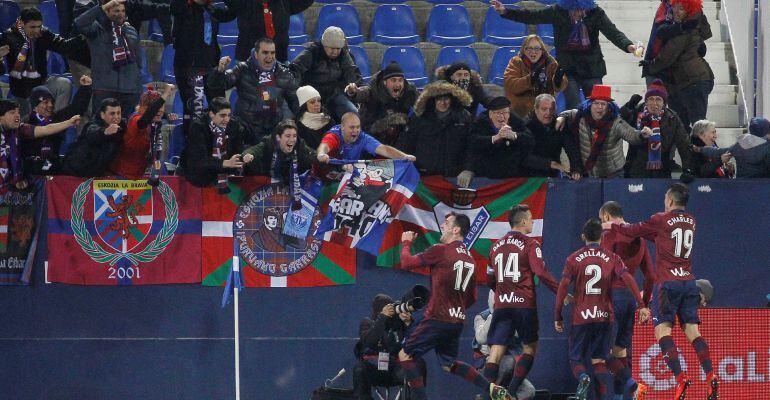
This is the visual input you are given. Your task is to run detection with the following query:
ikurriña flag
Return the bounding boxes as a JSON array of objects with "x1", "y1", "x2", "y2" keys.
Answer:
[
  {"x1": 46, "y1": 176, "x2": 202, "y2": 284},
  {"x1": 377, "y1": 177, "x2": 547, "y2": 281},
  {"x1": 315, "y1": 159, "x2": 420, "y2": 255},
  {"x1": 201, "y1": 176, "x2": 356, "y2": 288}
]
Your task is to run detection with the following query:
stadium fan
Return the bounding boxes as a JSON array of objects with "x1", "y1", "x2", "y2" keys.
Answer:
[
  {"x1": 468, "y1": 96, "x2": 532, "y2": 180},
  {"x1": 687, "y1": 119, "x2": 734, "y2": 178},
  {"x1": 503, "y1": 34, "x2": 567, "y2": 119},
  {"x1": 295, "y1": 85, "x2": 334, "y2": 150},
  {"x1": 436, "y1": 62, "x2": 490, "y2": 116},
  {"x1": 520, "y1": 94, "x2": 582, "y2": 179},
  {"x1": 242, "y1": 120, "x2": 315, "y2": 183}
]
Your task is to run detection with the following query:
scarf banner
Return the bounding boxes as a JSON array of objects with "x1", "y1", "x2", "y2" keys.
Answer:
[
  {"x1": 0, "y1": 181, "x2": 43, "y2": 285},
  {"x1": 202, "y1": 177, "x2": 356, "y2": 288},
  {"x1": 376, "y1": 177, "x2": 547, "y2": 281},
  {"x1": 46, "y1": 176, "x2": 202, "y2": 285},
  {"x1": 315, "y1": 160, "x2": 421, "y2": 255}
]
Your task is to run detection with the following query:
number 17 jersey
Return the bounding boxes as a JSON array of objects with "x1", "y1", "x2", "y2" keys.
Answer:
[
  {"x1": 488, "y1": 231, "x2": 559, "y2": 310},
  {"x1": 419, "y1": 240, "x2": 477, "y2": 324}
]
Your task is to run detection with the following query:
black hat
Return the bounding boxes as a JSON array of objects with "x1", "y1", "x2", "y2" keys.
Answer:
[
  {"x1": 487, "y1": 96, "x2": 511, "y2": 111},
  {"x1": 444, "y1": 62, "x2": 472, "y2": 80},
  {"x1": 381, "y1": 62, "x2": 405, "y2": 80},
  {"x1": 30, "y1": 86, "x2": 54, "y2": 108}
]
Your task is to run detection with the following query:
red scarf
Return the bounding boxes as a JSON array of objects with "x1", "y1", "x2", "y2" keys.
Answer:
[
  {"x1": 580, "y1": 115, "x2": 613, "y2": 172},
  {"x1": 262, "y1": 1, "x2": 275, "y2": 38},
  {"x1": 10, "y1": 19, "x2": 40, "y2": 79}
]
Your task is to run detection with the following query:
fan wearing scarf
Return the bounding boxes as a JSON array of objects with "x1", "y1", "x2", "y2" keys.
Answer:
[
  {"x1": 0, "y1": 99, "x2": 80, "y2": 190},
  {"x1": 555, "y1": 85, "x2": 650, "y2": 178},
  {"x1": 436, "y1": 62, "x2": 491, "y2": 116},
  {"x1": 74, "y1": 0, "x2": 142, "y2": 117},
  {"x1": 181, "y1": 97, "x2": 251, "y2": 188},
  {"x1": 170, "y1": 0, "x2": 235, "y2": 136},
  {"x1": 491, "y1": 0, "x2": 639, "y2": 110},
  {"x1": 109, "y1": 84, "x2": 178, "y2": 180},
  {"x1": 207, "y1": 37, "x2": 298, "y2": 146},
  {"x1": 242, "y1": 120, "x2": 316, "y2": 196},
  {"x1": 620, "y1": 80, "x2": 692, "y2": 178},
  {"x1": 0, "y1": 7, "x2": 85, "y2": 117},
  {"x1": 23, "y1": 75, "x2": 93, "y2": 176}
]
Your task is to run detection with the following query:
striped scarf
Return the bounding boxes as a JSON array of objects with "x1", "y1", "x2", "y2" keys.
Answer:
[
  {"x1": 637, "y1": 108, "x2": 663, "y2": 170},
  {"x1": 111, "y1": 22, "x2": 134, "y2": 69},
  {"x1": 10, "y1": 19, "x2": 40, "y2": 79}
]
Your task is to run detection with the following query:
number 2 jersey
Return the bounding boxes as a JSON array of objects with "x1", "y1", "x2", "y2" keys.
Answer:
[
  {"x1": 611, "y1": 210, "x2": 696, "y2": 282},
  {"x1": 400, "y1": 240, "x2": 476, "y2": 324},
  {"x1": 487, "y1": 231, "x2": 559, "y2": 310}
]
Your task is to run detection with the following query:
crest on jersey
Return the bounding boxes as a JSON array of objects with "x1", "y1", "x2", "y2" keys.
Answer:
[{"x1": 234, "y1": 183, "x2": 322, "y2": 277}]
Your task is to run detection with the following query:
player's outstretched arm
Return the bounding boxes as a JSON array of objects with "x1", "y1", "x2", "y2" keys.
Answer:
[
  {"x1": 611, "y1": 217, "x2": 659, "y2": 241},
  {"x1": 529, "y1": 244, "x2": 560, "y2": 294},
  {"x1": 553, "y1": 276, "x2": 571, "y2": 330}
]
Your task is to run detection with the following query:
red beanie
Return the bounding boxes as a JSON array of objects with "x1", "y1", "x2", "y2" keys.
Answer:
[{"x1": 645, "y1": 79, "x2": 668, "y2": 102}]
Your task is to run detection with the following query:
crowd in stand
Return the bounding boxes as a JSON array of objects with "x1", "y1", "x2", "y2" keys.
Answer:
[{"x1": 0, "y1": 0, "x2": 768, "y2": 195}]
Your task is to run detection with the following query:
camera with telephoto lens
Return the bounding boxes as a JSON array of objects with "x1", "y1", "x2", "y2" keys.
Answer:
[{"x1": 392, "y1": 284, "x2": 430, "y2": 315}]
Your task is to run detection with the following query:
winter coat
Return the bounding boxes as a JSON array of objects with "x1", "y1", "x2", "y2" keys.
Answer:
[
  {"x1": 689, "y1": 136, "x2": 727, "y2": 178},
  {"x1": 468, "y1": 113, "x2": 532, "y2": 179},
  {"x1": 61, "y1": 118, "x2": 126, "y2": 177},
  {"x1": 398, "y1": 82, "x2": 473, "y2": 176},
  {"x1": 621, "y1": 104, "x2": 691, "y2": 178},
  {"x1": 559, "y1": 108, "x2": 644, "y2": 178},
  {"x1": 435, "y1": 66, "x2": 490, "y2": 115},
  {"x1": 645, "y1": 13, "x2": 711, "y2": 78},
  {"x1": 349, "y1": 69, "x2": 418, "y2": 146},
  {"x1": 223, "y1": 0, "x2": 313, "y2": 62},
  {"x1": 23, "y1": 85, "x2": 92, "y2": 175},
  {"x1": 646, "y1": 14, "x2": 714, "y2": 93},
  {"x1": 170, "y1": 0, "x2": 236, "y2": 69},
  {"x1": 74, "y1": 5, "x2": 142, "y2": 94},
  {"x1": 109, "y1": 97, "x2": 167, "y2": 179},
  {"x1": 291, "y1": 42, "x2": 363, "y2": 103},
  {"x1": 296, "y1": 108, "x2": 335, "y2": 150},
  {"x1": 520, "y1": 115, "x2": 581, "y2": 177},
  {"x1": 701, "y1": 134, "x2": 770, "y2": 178},
  {"x1": 501, "y1": 5, "x2": 633, "y2": 80},
  {"x1": 207, "y1": 60, "x2": 298, "y2": 142},
  {"x1": 181, "y1": 115, "x2": 247, "y2": 187},
  {"x1": 503, "y1": 52, "x2": 568, "y2": 119},
  {"x1": 0, "y1": 26, "x2": 87, "y2": 98},
  {"x1": 242, "y1": 135, "x2": 316, "y2": 181}
]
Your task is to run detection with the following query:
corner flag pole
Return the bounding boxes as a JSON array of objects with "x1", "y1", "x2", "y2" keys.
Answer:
[{"x1": 232, "y1": 243, "x2": 241, "y2": 400}]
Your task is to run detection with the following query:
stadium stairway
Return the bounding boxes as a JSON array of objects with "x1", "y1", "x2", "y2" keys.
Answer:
[{"x1": 301, "y1": 0, "x2": 743, "y2": 148}]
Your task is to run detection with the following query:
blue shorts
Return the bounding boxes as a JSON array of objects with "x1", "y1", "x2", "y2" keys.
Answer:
[
  {"x1": 569, "y1": 322, "x2": 612, "y2": 362},
  {"x1": 487, "y1": 308, "x2": 539, "y2": 346},
  {"x1": 403, "y1": 319, "x2": 463, "y2": 367},
  {"x1": 651, "y1": 280, "x2": 701, "y2": 327},
  {"x1": 611, "y1": 289, "x2": 637, "y2": 349}
]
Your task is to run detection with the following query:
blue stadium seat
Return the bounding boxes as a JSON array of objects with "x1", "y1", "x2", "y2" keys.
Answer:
[
  {"x1": 537, "y1": 24, "x2": 554, "y2": 45},
  {"x1": 435, "y1": 46, "x2": 480, "y2": 75},
  {"x1": 289, "y1": 14, "x2": 309, "y2": 44},
  {"x1": 137, "y1": 47, "x2": 153, "y2": 84},
  {"x1": 218, "y1": 19, "x2": 238, "y2": 45},
  {"x1": 159, "y1": 45, "x2": 176, "y2": 83},
  {"x1": 315, "y1": 4, "x2": 364, "y2": 46},
  {"x1": 371, "y1": 4, "x2": 419, "y2": 46},
  {"x1": 58, "y1": 127, "x2": 78, "y2": 157},
  {"x1": 367, "y1": 0, "x2": 405, "y2": 3},
  {"x1": 171, "y1": 91, "x2": 184, "y2": 116},
  {"x1": 482, "y1": 7, "x2": 528, "y2": 46},
  {"x1": 147, "y1": 19, "x2": 164, "y2": 43},
  {"x1": 381, "y1": 46, "x2": 428, "y2": 88},
  {"x1": 39, "y1": 1, "x2": 59, "y2": 34},
  {"x1": 0, "y1": 0, "x2": 21, "y2": 31},
  {"x1": 348, "y1": 46, "x2": 371, "y2": 83},
  {"x1": 549, "y1": 47, "x2": 557, "y2": 58},
  {"x1": 229, "y1": 88, "x2": 238, "y2": 110},
  {"x1": 287, "y1": 45, "x2": 305, "y2": 62},
  {"x1": 426, "y1": 5, "x2": 475, "y2": 46},
  {"x1": 489, "y1": 46, "x2": 517, "y2": 86},
  {"x1": 426, "y1": 0, "x2": 463, "y2": 3},
  {"x1": 165, "y1": 124, "x2": 186, "y2": 174},
  {"x1": 47, "y1": 52, "x2": 67, "y2": 76}
]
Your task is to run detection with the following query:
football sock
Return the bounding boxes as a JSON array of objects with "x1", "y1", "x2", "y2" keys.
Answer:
[
  {"x1": 400, "y1": 359, "x2": 427, "y2": 400},
  {"x1": 692, "y1": 336, "x2": 714, "y2": 374},
  {"x1": 508, "y1": 353, "x2": 534, "y2": 395},
  {"x1": 450, "y1": 360, "x2": 493, "y2": 390},
  {"x1": 484, "y1": 362, "x2": 500, "y2": 384},
  {"x1": 659, "y1": 335, "x2": 683, "y2": 376}
]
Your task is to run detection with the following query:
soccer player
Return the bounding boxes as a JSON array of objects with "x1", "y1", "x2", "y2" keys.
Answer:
[
  {"x1": 555, "y1": 219, "x2": 651, "y2": 400},
  {"x1": 485, "y1": 204, "x2": 560, "y2": 397},
  {"x1": 599, "y1": 201, "x2": 656, "y2": 400},
  {"x1": 398, "y1": 212, "x2": 512, "y2": 400},
  {"x1": 605, "y1": 184, "x2": 719, "y2": 400}
]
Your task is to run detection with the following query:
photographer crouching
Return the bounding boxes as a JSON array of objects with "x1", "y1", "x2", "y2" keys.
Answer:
[{"x1": 353, "y1": 289, "x2": 428, "y2": 400}]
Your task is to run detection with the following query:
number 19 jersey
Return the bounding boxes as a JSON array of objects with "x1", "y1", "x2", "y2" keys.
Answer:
[
  {"x1": 419, "y1": 240, "x2": 477, "y2": 324},
  {"x1": 488, "y1": 231, "x2": 559, "y2": 309}
]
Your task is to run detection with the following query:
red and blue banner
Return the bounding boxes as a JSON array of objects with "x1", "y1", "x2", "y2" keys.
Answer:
[
  {"x1": 315, "y1": 160, "x2": 420, "y2": 255},
  {"x1": 46, "y1": 176, "x2": 202, "y2": 285}
]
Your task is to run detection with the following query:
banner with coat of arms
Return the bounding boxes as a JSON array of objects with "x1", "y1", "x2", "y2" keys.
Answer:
[
  {"x1": 376, "y1": 176, "x2": 548, "y2": 281},
  {"x1": 46, "y1": 176, "x2": 202, "y2": 284},
  {"x1": 0, "y1": 182, "x2": 43, "y2": 285},
  {"x1": 201, "y1": 177, "x2": 356, "y2": 288}
]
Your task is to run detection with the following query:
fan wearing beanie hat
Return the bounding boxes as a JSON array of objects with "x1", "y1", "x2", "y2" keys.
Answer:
[
  {"x1": 297, "y1": 85, "x2": 321, "y2": 110},
  {"x1": 749, "y1": 117, "x2": 770, "y2": 140},
  {"x1": 345, "y1": 61, "x2": 417, "y2": 146},
  {"x1": 295, "y1": 85, "x2": 333, "y2": 149},
  {"x1": 619, "y1": 80, "x2": 692, "y2": 178},
  {"x1": 291, "y1": 27, "x2": 363, "y2": 121}
]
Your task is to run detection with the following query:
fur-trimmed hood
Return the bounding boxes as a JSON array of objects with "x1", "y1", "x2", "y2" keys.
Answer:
[
  {"x1": 435, "y1": 65, "x2": 483, "y2": 88},
  {"x1": 413, "y1": 81, "x2": 474, "y2": 117}
]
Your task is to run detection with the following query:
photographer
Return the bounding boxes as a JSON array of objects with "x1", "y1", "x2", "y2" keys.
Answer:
[{"x1": 353, "y1": 294, "x2": 425, "y2": 400}]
